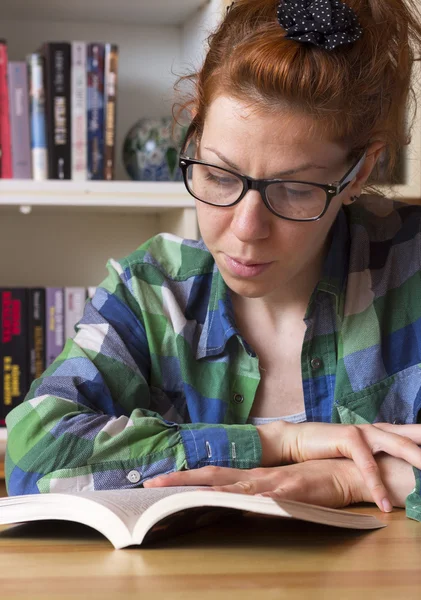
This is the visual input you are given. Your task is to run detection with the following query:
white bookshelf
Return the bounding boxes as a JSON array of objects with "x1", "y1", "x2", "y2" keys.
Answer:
[
  {"x1": 0, "y1": 0, "x2": 229, "y2": 291},
  {"x1": 0, "y1": 180, "x2": 196, "y2": 213}
]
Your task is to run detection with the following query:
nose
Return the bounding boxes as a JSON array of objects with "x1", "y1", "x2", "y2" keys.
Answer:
[{"x1": 230, "y1": 189, "x2": 271, "y2": 242}]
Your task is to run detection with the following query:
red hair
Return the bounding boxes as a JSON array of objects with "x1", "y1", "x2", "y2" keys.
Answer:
[{"x1": 174, "y1": 0, "x2": 421, "y2": 185}]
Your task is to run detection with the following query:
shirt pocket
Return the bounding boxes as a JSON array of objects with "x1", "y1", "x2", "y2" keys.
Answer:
[{"x1": 334, "y1": 364, "x2": 421, "y2": 425}]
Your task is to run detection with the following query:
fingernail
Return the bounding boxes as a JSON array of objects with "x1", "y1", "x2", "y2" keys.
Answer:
[{"x1": 382, "y1": 498, "x2": 393, "y2": 513}]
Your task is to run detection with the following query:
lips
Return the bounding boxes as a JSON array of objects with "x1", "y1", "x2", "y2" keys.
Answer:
[
  {"x1": 224, "y1": 254, "x2": 273, "y2": 278},
  {"x1": 229, "y1": 257, "x2": 268, "y2": 266}
]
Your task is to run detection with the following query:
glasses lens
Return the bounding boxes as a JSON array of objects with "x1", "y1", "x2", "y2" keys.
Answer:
[
  {"x1": 186, "y1": 164, "x2": 243, "y2": 205},
  {"x1": 266, "y1": 182, "x2": 327, "y2": 219}
]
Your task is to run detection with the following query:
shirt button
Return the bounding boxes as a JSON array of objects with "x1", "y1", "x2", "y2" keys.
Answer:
[
  {"x1": 310, "y1": 357, "x2": 323, "y2": 370},
  {"x1": 127, "y1": 470, "x2": 141, "y2": 484},
  {"x1": 233, "y1": 393, "x2": 244, "y2": 404}
]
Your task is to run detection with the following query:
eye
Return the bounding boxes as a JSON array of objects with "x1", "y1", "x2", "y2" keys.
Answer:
[
  {"x1": 204, "y1": 168, "x2": 238, "y2": 186},
  {"x1": 285, "y1": 187, "x2": 313, "y2": 198}
]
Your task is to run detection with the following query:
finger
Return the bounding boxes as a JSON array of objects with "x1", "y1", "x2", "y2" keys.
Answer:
[
  {"x1": 337, "y1": 424, "x2": 421, "y2": 512},
  {"x1": 360, "y1": 425, "x2": 421, "y2": 469},
  {"x1": 337, "y1": 428, "x2": 392, "y2": 512},
  {"x1": 372, "y1": 423, "x2": 421, "y2": 444},
  {"x1": 143, "y1": 466, "x2": 246, "y2": 488}
]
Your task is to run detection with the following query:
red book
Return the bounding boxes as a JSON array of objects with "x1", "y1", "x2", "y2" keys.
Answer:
[
  {"x1": 0, "y1": 40, "x2": 12, "y2": 179},
  {"x1": 0, "y1": 289, "x2": 29, "y2": 426}
]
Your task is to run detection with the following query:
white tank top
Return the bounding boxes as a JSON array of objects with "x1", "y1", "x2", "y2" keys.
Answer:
[{"x1": 247, "y1": 411, "x2": 307, "y2": 425}]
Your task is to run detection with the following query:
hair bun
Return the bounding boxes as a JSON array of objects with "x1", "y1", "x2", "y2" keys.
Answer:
[{"x1": 277, "y1": 0, "x2": 363, "y2": 50}]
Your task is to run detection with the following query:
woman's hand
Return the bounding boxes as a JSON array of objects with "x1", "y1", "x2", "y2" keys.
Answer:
[
  {"x1": 372, "y1": 422, "x2": 421, "y2": 444},
  {"x1": 256, "y1": 420, "x2": 421, "y2": 512},
  {"x1": 144, "y1": 459, "x2": 369, "y2": 509}
]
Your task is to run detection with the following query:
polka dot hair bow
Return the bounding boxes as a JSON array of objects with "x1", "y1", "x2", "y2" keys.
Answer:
[{"x1": 277, "y1": 0, "x2": 363, "y2": 50}]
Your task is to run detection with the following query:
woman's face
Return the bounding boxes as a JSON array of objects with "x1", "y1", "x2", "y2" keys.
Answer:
[{"x1": 195, "y1": 95, "x2": 359, "y2": 300}]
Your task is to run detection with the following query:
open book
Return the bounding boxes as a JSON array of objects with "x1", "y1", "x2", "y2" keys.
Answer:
[{"x1": 0, "y1": 487, "x2": 386, "y2": 549}]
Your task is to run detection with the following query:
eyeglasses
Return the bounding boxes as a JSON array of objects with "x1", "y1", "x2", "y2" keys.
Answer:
[{"x1": 179, "y1": 122, "x2": 367, "y2": 222}]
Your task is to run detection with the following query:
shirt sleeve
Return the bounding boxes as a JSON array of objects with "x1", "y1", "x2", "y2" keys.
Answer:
[
  {"x1": 5, "y1": 259, "x2": 262, "y2": 495},
  {"x1": 405, "y1": 467, "x2": 421, "y2": 522}
]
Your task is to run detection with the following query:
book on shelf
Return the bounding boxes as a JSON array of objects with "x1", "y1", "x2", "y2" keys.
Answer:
[
  {"x1": 87, "y1": 42, "x2": 105, "y2": 180},
  {"x1": 0, "y1": 286, "x2": 96, "y2": 430},
  {"x1": 0, "y1": 289, "x2": 29, "y2": 427},
  {"x1": 0, "y1": 37, "x2": 118, "y2": 181},
  {"x1": 43, "y1": 42, "x2": 72, "y2": 180},
  {"x1": 46, "y1": 287, "x2": 64, "y2": 368},
  {"x1": 28, "y1": 288, "x2": 46, "y2": 383},
  {"x1": 71, "y1": 41, "x2": 87, "y2": 180},
  {"x1": 104, "y1": 43, "x2": 119, "y2": 181},
  {"x1": 8, "y1": 61, "x2": 31, "y2": 179},
  {"x1": 0, "y1": 487, "x2": 386, "y2": 549},
  {"x1": 0, "y1": 39, "x2": 12, "y2": 178},
  {"x1": 64, "y1": 287, "x2": 86, "y2": 340},
  {"x1": 87, "y1": 286, "x2": 97, "y2": 299},
  {"x1": 27, "y1": 53, "x2": 48, "y2": 181}
]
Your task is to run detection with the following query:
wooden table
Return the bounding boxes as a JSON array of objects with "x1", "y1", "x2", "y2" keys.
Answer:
[{"x1": 0, "y1": 489, "x2": 420, "y2": 600}]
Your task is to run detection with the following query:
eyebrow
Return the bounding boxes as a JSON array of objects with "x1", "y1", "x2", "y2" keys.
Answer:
[{"x1": 203, "y1": 146, "x2": 328, "y2": 178}]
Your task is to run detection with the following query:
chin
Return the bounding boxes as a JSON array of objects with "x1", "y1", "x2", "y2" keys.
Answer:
[{"x1": 220, "y1": 272, "x2": 277, "y2": 299}]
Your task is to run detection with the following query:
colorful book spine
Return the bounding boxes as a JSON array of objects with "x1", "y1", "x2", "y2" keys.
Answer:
[
  {"x1": 0, "y1": 40, "x2": 12, "y2": 179},
  {"x1": 28, "y1": 288, "x2": 46, "y2": 383},
  {"x1": 64, "y1": 287, "x2": 86, "y2": 340},
  {"x1": 43, "y1": 42, "x2": 71, "y2": 179},
  {"x1": 71, "y1": 41, "x2": 87, "y2": 180},
  {"x1": 8, "y1": 61, "x2": 32, "y2": 179},
  {"x1": 27, "y1": 53, "x2": 48, "y2": 181},
  {"x1": 0, "y1": 289, "x2": 29, "y2": 426},
  {"x1": 87, "y1": 43, "x2": 105, "y2": 180},
  {"x1": 103, "y1": 44, "x2": 118, "y2": 181},
  {"x1": 45, "y1": 288, "x2": 64, "y2": 367}
]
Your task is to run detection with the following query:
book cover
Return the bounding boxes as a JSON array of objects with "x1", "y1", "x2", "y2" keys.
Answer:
[
  {"x1": 103, "y1": 43, "x2": 118, "y2": 180},
  {"x1": 0, "y1": 40, "x2": 12, "y2": 179},
  {"x1": 64, "y1": 287, "x2": 86, "y2": 340},
  {"x1": 87, "y1": 43, "x2": 105, "y2": 180},
  {"x1": 8, "y1": 61, "x2": 32, "y2": 179},
  {"x1": 27, "y1": 53, "x2": 48, "y2": 181},
  {"x1": 28, "y1": 288, "x2": 46, "y2": 383},
  {"x1": 0, "y1": 488, "x2": 386, "y2": 550},
  {"x1": 45, "y1": 287, "x2": 64, "y2": 368},
  {"x1": 43, "y1": 42, "x2": 71, "y2": 179},
  {"x1": 71, "y1": 41, "x2": 87, "y2": 180},
  {"x1": 0, "y1": 289, "x2": 29, "y2": 426}
]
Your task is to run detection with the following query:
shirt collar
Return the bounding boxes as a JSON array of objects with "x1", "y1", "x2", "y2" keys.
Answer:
[
  {"x1": 196, "y1": 262, "x2": 240, "y2": 360},
  {"x1": 314, "y1": 207, "x2": 350, "y2": 317}
]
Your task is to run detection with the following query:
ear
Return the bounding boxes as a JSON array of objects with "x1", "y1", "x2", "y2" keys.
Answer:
[{"x1": 343, "y1": 140, "x2": 386, "y2": 204}]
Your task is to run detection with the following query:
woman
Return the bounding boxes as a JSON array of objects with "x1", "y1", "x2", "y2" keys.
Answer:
[{"x1": 6, "y1": 0, "x2": 421, "y2": 520}]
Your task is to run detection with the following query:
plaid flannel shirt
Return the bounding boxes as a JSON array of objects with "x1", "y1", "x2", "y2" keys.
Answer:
[{"x1": 5, "y1": 194, "x2": 421, "y2": 520}]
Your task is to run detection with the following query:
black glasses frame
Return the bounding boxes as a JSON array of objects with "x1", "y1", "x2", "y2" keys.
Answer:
[{"x1": 179, "y1": 121, "x2": 367, "y2": 222}]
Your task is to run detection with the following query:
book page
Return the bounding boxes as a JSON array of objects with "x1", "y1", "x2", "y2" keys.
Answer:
[{"x1": 72, "y1": 487, "x2": 200, "y2": 535}]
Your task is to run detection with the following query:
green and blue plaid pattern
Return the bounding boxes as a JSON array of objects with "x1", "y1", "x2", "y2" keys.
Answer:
[{"x1": 5, "y1": 195, "x2": 421, "y2": 520}]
